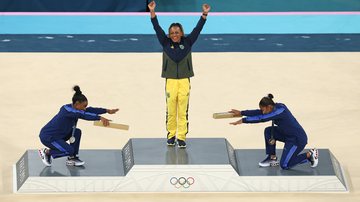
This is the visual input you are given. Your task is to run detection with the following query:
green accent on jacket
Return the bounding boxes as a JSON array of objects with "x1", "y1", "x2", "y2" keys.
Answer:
[{"x1": 161, "y1": 52, "x2": 194, "y2": 79}]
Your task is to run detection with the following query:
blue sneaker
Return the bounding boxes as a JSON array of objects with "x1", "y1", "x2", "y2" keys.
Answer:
[
  {"x1": 177, "y1": 140, "x2": 187, "y2": 148},
  {"x1": 66, "y1": 156, "x2": 85, "y2": 166},
  {"x1": 259, "y1": 155, "x2": 279, "y2": 167},
  {"x1": 167, "y1": 136, "x2": 176, "y2": 146}
]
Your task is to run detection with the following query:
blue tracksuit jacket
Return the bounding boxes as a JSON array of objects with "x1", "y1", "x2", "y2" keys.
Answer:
[
  {"x1": 241, "y1": 103, "x2": 308, "y2": 146},
  {"x1": 39, "y1": 104, "x2": 106, "y2": 142}
]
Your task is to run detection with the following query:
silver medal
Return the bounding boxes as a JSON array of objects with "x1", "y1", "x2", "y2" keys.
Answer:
[
  {"x1": 69, "y1": 136, "x2": 76, "y2": 143},
  {"x1": 69, "y1": 123, "x2": 77, "y2": 143}
]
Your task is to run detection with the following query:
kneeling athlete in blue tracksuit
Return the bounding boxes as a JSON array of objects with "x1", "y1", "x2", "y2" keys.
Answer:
[
  {"x1": 229, "y1": 94, "x2": 319, "y2": 169},
  {"x1": 38, "y1": 85, "x2": 119, "y2": 167}
]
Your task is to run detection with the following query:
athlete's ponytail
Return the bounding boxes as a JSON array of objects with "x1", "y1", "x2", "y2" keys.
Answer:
[
  {"x1": 259, "y1": 93, "x2": 275, "y2": 107},
  {"x1": 72, "y1": 85, "x2": 87, "y2": 104}
]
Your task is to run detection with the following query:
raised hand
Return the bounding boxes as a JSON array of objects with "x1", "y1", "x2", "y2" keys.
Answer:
[
  {"x1": 228, "y1": 109, "x2": 242, "y2": 117},
  {"x1": 230, "y1": 119, "x2": 243, "y2": 125},
  {"x1": 107, "y1": 108, "x2": 119, "y2": 114},
  {"x1": 148, "y1": 1, "x2": 156, "y2": 11},
  {"x1": 100, "y1": 116, "x2": 111, "y2": 126},
  {"x1": 202, "y1": 4, "x2": 211, "y2": 14}
]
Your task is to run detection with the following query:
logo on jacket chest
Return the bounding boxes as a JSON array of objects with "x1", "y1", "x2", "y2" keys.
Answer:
[{"x1": 170, "y1": 44, "x2": 185, "y2": 50}]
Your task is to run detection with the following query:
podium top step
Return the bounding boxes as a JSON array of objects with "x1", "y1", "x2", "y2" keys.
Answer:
[{"x1": 129, "y1": 138, "x2": 232, "y2": 165}]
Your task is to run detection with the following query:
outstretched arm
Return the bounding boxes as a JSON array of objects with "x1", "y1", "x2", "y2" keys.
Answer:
[
  {"x1": 188, "y1": 4, "x2": 211, "y2": 46},
  {"x1": 148, "y1": 1, "x2": 156, "y2": 19},
  {"x1": 65, "y1": 105, "x2": 102, "y2": 121},
  {"x1": 243, "y1": 107, "x2": 285, "y2": 124},
  {"x1": 241, "y1": 109, "x2": 263, "y2": 117},
  {"x1": 148, "y1": 1, "x2": 166, "y2": 46},
  {"x1": 85, "y1": 107, "x2": 107, "y2": 114}
]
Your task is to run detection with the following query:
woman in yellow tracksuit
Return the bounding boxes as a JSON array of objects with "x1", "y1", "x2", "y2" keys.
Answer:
[{"x1": 148, "y1": 1, "x2": 210, "y2": 148}]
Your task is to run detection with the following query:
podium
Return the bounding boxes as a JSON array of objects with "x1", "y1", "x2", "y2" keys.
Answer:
[{"x1": 14, "y1": 138, "x2": 348, "y2": 193}]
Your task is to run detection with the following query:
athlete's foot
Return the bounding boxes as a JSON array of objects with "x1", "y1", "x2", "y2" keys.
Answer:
[
  {"x1": 38, "y1": 148, "x2": 52, "y2": 167},
  {"x1": 167, "y1": 136, "x2": 176, "y2": 146},
  {"x1": 66, "y1": 156, "x2": 85, "y2": 166},
  {"x1": 309, "y1": 148, "x2": 319, "y2": 168},
  {"x1": 177, "y1": 139, "x2": 187, "y2": 148},
  {"x1": 259, "y1": 155, "x2": 279, "y2": 167}
]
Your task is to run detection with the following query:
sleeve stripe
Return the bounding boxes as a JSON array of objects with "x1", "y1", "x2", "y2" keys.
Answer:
[
  {"x1": 245, "y1": 107, "x2": 285, "y2": 122},
  {"x1": 64, "y1": 105, "x2": 98, "y2": 117}
]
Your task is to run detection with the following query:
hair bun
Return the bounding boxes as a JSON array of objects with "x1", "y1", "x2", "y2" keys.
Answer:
[
  {"x1": 73, "y1": 85, "x2": 82, "y2": 95},
  {"x1": 267, "y1": 93, "x2": 274, "y2": 99}
]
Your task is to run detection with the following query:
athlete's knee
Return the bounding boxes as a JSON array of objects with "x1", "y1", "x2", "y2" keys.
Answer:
[
  {"x1": 280, "y1": 163, "x2": 290, "y2": 170},
  {"x1": 167, "y1": 105, "x2": 177, "y2": 114},
  {"x1": 166, "y1": 93, "x2": 177, "y2": 102},
  {"x1": 280, "y1": 159, "x2": 292, "y2": 170},
  {"x1": 167, "y1": 112, "x2": 177, "y2": 118},
  {"x1": 177, "y1": 110, "x2": 188, "y2": 117}
]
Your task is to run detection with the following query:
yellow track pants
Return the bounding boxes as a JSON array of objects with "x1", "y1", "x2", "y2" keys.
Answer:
[{"x1": 166, "y1": 78, "x2": 190, "y2": 141}]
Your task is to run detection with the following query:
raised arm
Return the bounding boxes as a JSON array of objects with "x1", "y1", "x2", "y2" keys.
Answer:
[
  {"x1": 201, "y1": 4, "x2": 211, "y2": 20},
  {"x1": 148, "y1": 1, "x2": 156, "y2": 19},
  {"x1": 187, "y1": 4, "x2": 211, "y2": 45},
  {"x1": 148, "y1": 1, "x2": 166, "y2": 46}
]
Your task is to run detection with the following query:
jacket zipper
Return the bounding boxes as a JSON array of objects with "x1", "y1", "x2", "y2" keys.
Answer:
[
  {"x1": 176, "y1": 63, "x2": 179, "y2": 79},
  {"x1": 164, "y1": 59, "x2": 168, "y2": 71}
]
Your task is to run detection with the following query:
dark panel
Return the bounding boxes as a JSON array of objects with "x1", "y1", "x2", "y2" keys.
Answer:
[
  {"x1": 155, "y1": 0, "x2": 360, "y2": 12},
  {"x1": 0, "y1": 0, "x2": 148, "y2": 12},
  {"x1": 0, "y1": 34, "x2": 359, "y2": 52}
]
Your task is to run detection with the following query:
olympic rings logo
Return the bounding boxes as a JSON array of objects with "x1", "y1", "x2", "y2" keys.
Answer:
[{"x1": 170, "y1": 177, "x2": 195, "y2": 189}]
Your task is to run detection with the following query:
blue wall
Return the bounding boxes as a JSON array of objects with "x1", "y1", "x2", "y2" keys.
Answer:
[{"x1": 1, "y1": 15, "x2": 359, "y2": 34}]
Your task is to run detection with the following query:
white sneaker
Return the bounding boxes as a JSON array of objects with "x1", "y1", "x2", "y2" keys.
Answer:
[
  {"x1": 259, "y1": 156, "x2": 279, "y2": 167},
  {"x1": 66, "y1": 157, "x2": 85, "y2": 166},
  {"x1": 309, "y1": 148, "x2": 319, "y2": 168},
  {"x1": 38, "y1": 148, "x2": 52, "y2": 167}
]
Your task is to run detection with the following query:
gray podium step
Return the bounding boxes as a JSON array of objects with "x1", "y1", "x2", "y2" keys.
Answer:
[
  {"x1": 14, "y1": 138, "x2": 348, "y2": 193},
  {"x1": 236, "y1": 149, "x2": 336, "y2": 176}
]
